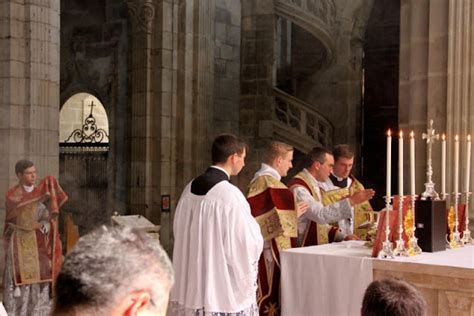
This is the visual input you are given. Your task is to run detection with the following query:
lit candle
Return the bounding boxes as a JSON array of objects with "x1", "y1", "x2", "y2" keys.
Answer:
[
  {"x1": 386, "y1": 130, "x2": 392, "y2": 198},
  {"x1": 410, "y1": 131, "x2": 415, "y2": 196},
  {"x1": 466, "y1": 135, "x2": 471, "y2": 192},
  {"x1": 454, "y1": 135, "x2": 459, "y2": 195},
  {"x1": 441, "y1": 134, "x2": 446, "y2": 197},
  {"x1": 386, "y1": 129, "x2": 392, "y2": 229},
  {"x1": 399, "y1": 130, "x2": 404, "y2": 200}
]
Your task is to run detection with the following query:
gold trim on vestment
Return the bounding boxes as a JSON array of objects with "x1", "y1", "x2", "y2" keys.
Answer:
[
  {"x1": 249, "y1": 175, "x2": 297, "y2": 240},
  {"x1": 322, "y1": 176, "x2": 373, "y2": 239},
  {"x1": 12, "y1": 203, "x2": 42, "y2": 284},
  {"x1": 291, "y1": 171, "x2": 332, "y2": 245}
]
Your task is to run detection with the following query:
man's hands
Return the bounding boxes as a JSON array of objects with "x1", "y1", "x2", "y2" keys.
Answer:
[
  {"x1": 296, "y1": 201, "x2": 309, "y2": 218},
  {"x1": 343, "y1": 234, "x2": 360, "y2": 241},
  {"x1": 32, "y1": 222, "x2": 43, "y2": 230},
  {"x1": 348, "y1": 189, "x2": 375, "y2": 206}
]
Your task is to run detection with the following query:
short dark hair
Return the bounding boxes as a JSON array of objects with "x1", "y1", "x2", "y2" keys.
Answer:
[
  {"x1": 333, "y1": 144, "x2": 354, "y2": 161},
  {"x1": 211, "y1": 134, "x2": 247, "y2": 164},
  {"x1": 361, "y1": 278, "x2": 426, "y2": 316},
  {"x1": 15, "y1": 159, "x2": 34, "y2": 175},
  {"x1": 53, "y1": 226, "x2": 174, "y2": 315},
  {"x1": 305, "y1": 147, "x2": 332, "y2": 168}
]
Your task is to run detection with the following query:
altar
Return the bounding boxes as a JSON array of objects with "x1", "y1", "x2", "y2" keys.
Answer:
[{"x1": 280, "y1": 241, "x2": 474, "y2": 316}]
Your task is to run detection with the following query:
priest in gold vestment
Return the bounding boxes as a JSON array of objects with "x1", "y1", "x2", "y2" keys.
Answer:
[
  {"x1": 319, "y1": 144, "x2": 374, "y2": 240},
  {"x1": 288, "y1": 147, "x2": 375, "y2": 246},
  {"x1": 247, "y1": 141, "x2": 307, "y2": 316}
]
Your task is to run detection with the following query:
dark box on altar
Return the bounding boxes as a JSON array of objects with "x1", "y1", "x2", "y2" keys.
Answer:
[{"x1": 415, "y1": 199, "x2": 446, "y2": 252}]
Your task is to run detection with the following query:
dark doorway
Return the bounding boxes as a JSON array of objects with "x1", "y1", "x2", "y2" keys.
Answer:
[{"x1": 362, "y1": 0, "x2": 400, "y2": 211}]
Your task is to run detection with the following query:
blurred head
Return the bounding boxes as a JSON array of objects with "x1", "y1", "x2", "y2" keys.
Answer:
[
  {"x1": 53, "y1": 226, "x2": 174, "y2": 316},
  {"x1": 263, "y1": 141, "x2": 294, "y2": 177},
  {"x1": 15, "y1": 159, "x2": 36, "y2": 186},
  {"x1": 306, "y1": 147, "x2": 333, "y2": 182},
  {"x1": 361, "y1": 278, "x2": 426, "y2": 316},
  {"x1": 212, "y1": 134, "x2": 248, "y2": 176},
  {"x1": 332, "y1": 145, "x2": 354, "y2": 179}
]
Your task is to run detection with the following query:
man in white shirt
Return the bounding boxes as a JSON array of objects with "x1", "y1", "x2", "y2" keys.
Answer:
[
  {"x1": 288, "y1": 147, "x2": 375, "y2": 246},
  {"x1": 169, "y1": 134, "x2": 263, "y2": 316}
]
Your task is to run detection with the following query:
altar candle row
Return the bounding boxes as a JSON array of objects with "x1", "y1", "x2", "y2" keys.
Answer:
[
  {"x1": 386, "y1": 131, "x2": 471, "y2": 197},
  {"x1": 386, "y1": 130, "x2": 416, "y2": 198},
  {"x1": 440, "y1": 134, "x2": 472, "y2": 196}
]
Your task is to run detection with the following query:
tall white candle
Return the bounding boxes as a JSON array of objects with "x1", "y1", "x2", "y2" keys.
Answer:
[
  {"x1": 386, "y1": 130, "x2": 392, "y2": 198},
  {"x1": 410, "y1": 131, "x2": 415, "y2": 196},
  {"x1": 465, "y1": 135, "x2": 471, "y2": 192},
  {"x1": 399, "y1": 131, "x2": 404, "y2": 198},
  {"x1": 386, "y1": 129, "x2": 392, "y2": 229},
  {"x1": 454, "y1": 135, "x2": 459, "y2": 195},
  {"x1": 441, "y1": 134, "x2": 446, "y2": 197},
  {"x1": 399, "y1": 130, "x2": 404, "y2": 226}
]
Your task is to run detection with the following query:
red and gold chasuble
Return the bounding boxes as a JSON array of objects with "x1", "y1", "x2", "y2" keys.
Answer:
[
  {"x1": 321, "y1": 175, "x2": 373, "y2": 240},
  {"x1": 4, "y1": 176, "x2": 68, "y2": 286},
  {"x1": 287, "y1": 171, "x2": 339, "y2": 247},
  {"x1": 247, "y1": 175, "x2": 297, "y2": 316}
]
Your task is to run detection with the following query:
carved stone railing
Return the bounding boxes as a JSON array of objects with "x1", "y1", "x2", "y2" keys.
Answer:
[
  {"x1": 273, "y1": 87, "x2": 333, "y2": 151},
  {"x1": 275, "y1": 0, "x2": 336, "y2": 62}
]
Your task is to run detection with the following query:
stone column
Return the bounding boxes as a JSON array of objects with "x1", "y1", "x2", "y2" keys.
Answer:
[
  {"x1": 126, "y1": 0, "x2": 159, "y2": 221},
  {"x1": 0, "y1": 1, "x2": 60, "y2": 205},
  {"x1": 175, "y1": 0, "x2": 215, "y2": 188},
  {"x1": 156, "y1": 0, "x2": 178, "y2": 252}
]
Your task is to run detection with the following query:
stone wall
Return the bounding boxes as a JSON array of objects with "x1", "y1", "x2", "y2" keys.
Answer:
[
  {"x1": 213, "y1": 0, "x2": 241, "y2": 136},
  {"x1": 0, "y1": 1, "x2": 61, "y2": 196},
  {"x1": 239, "y1": 0, "x2": 276, "y2": 190}
]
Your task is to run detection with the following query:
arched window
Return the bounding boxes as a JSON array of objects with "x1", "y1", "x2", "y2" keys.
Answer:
[{"x1": 60, "y1": 93, "x2": 109, "y2": 146}]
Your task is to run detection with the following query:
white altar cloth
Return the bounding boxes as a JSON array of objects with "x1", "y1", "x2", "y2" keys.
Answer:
[{"x1": 280, "y1": 241, "x2": 474, "y2": 316}]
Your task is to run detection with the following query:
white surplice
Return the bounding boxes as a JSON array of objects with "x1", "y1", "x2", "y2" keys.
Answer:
[{"x1": 169, "y1": 181, "x2": 263, "y2": 315}]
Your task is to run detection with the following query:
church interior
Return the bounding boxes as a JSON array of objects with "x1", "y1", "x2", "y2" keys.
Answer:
[{"x1": 1, "y1": 0, "x2": 473, "y2": 314}]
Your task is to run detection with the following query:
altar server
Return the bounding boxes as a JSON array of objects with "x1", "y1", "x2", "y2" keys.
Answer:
[
  {"x1": 169, "y1": 134, "x2": 263, "y2": 315},
  {"x1": 247, "y1": 141, "x2": 307, "y2": 316}
]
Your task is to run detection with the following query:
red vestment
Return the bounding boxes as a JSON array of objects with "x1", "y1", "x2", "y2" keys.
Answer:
[{"x1": 4, "y1": 176, "x2": 67, "y2": 286}]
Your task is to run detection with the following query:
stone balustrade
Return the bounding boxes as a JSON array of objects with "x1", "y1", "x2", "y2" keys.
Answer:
[{"x1": 273, "y1": 87, "x2": 333, "y2": 150}]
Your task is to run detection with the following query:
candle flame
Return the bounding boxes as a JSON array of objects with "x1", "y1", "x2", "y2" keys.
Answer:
[
  {"x1": 455, "y1": 135, "x2": 459, "y2": 141},
  {"x1": 400, "y1": 130, "x2": 403, "y2": 138},
  {"x1": 468, "y1": 134, "x2": 471, "y2": 141},
  {"x1": 387, "y1": 129, "x2": 391, "y2": 137},
  {"x1": 410, "y1": 131, "x2": 414, "y2": 138},
  {"x1": 442, "y1": 134, "x2": 446, "y2": 141}
]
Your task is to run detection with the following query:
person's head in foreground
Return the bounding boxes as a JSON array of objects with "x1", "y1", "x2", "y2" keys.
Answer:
[
  {"x1": 53, "y1": 225, "x2": 174, "y2": 316},
  {"x1": 361, "y1": 278, "x2": 426, "y2": 316}
]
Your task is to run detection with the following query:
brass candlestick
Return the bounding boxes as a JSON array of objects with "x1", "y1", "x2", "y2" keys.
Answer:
[
  {"x1": 461, "y1": 192, "x2": 472, "y2": 244},
  {"x1": 447, "y1": 206, "x2": 460, "y2": 249},
  {"x1": 393, "y1": 195, "x2": 408, "y2": 257},
  {"x1": 404, "y1": 204, "x2": 422, "y2": 256},
  {"x1": 378, "y1": 196, "x2": 394, "y2": 259}
]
